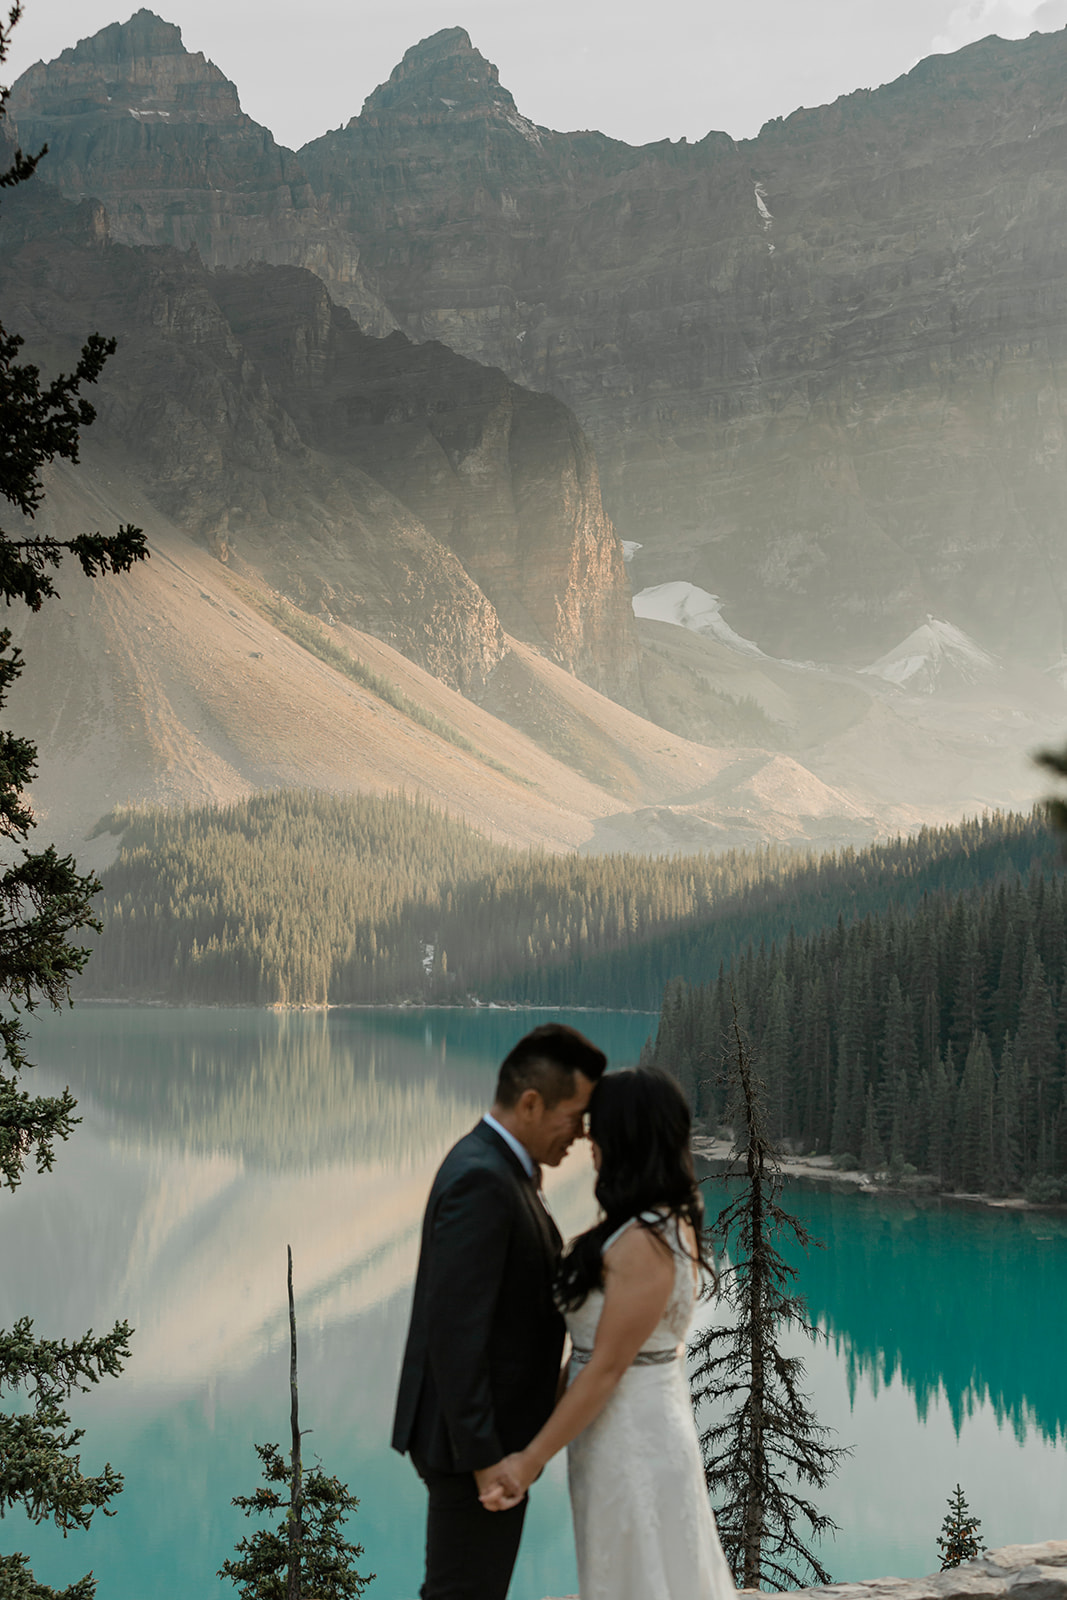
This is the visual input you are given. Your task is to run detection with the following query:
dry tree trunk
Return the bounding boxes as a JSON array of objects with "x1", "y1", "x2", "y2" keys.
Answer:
[{"x1": 287, "y1": 1244, "x2": 303, "y2": 1600}]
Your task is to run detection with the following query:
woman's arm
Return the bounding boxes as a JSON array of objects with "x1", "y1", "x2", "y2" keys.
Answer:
[{"x1": 479, "y1": 1224, "x2": 675, "y2": 1509}]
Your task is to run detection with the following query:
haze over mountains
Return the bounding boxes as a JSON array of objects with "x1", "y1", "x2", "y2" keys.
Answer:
[{"x1": 2, "y1": 10, "x2": 1065, "y2": 855}]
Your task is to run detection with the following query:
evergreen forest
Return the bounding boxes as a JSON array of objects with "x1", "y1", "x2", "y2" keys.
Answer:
[
  {"x1": 76, "y1": 795, "x2": 1055, "y2": 1015},
  {"x1": 644, "y1": 860, "x2": 1067, "y2": 1195}
]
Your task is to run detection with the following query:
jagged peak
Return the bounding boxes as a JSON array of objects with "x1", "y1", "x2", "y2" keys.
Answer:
[
  {"x1": 356, "y1": 26, "x2": 522, "y2": 126},
  {"x1": 400, "y1": 27, "x2": 478, "y2": 64},
  {"x1": 54, "y1": 9, "x2": 189, "y2": 67},
  {"x1": 10, "y1": 8, "x2": 242, "y2": 121}
]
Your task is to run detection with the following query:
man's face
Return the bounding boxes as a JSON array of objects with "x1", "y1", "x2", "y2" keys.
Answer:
[{"x1": 523, "y1": 1072, "x2": 596, "y2": 1168}]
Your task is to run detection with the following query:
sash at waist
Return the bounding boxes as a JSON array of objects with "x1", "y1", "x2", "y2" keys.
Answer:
[{"x1": 570, "y1": 1343, "x2": 681, "y2": 1367}]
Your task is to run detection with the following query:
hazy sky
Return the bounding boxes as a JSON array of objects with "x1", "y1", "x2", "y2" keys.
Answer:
[{"x1": 4, "y1": 0, "x2": 1067, "y2": 151}]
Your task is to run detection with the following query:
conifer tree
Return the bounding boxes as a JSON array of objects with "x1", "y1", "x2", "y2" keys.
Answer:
[
  {"x1": 936, "y1": 1485, "x2": 985, "y2": 1569},
  {"x1": 0, "y1": 6, "x2": 147, "y2": 1593},
  {"x1": 690, "y1": 1009, "x2": 847, "y2": 1590},
  {"x1": 220, "y1": 1248, "x2": 373, "y2": 1600},
  {"x1": 859, "y1": 1087, "x2": 885, "y2": 1174}
]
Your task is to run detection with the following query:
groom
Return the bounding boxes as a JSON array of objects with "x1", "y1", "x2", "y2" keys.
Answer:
[{"x1": 392, "y1": 1022, "x2": 606, "y2": 1600}]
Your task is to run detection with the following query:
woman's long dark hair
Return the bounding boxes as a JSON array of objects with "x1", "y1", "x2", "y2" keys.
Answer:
[{"x1": 556, "y1": 1067, "x2": 716, "y2": 1311}]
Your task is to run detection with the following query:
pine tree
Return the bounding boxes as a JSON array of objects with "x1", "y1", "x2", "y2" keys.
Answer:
[
  {"x1": 220, "y1": 1248, "x2": 373, "y2": 1600},
  {"x1": 955, "y1": 1035, "x2": 996, "y2": 1193},
  {"x1": 859, "y1": 1086, "x2": 886, "y2": 1174},
  {"x1": 936, "y1": 1484, "x2": 985, "y2": 1570},
  {"x1": 690, "y1": 1008, "x2": 847, "y2": 1590},
  {"x1": 0, "y1": 8, "x2": 147, "y2": 1593}
]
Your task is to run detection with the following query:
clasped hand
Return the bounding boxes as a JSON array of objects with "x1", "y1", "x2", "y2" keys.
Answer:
[{"x1": 476, "y1": 1452, "x2": 533, "y2": 1512}]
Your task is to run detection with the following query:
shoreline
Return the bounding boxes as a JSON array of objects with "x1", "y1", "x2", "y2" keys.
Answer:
[
  {"x1": 71, "y1": 996, "x2": 659, "y2": 1015},
  {"x1": 692, "y1": 1137, "x2": 1060, "y2": 1214},
  {"x1": 65, "y1": 1003, "x2": 1062, "y2": 1212}
]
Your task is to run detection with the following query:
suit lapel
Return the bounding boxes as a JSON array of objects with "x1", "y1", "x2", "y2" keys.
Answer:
[
  {"x1": 520, "y1": 1169, "x2": 563, "y2": 1254},
  {"x1": 475, "y1": 1120, "x2": 562, "y2": 1259}
]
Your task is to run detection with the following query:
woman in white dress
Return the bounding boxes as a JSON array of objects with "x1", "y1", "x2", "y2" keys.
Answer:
[{"x1": 480, "y1": 1068, "x2": 736, "y2": 1600}]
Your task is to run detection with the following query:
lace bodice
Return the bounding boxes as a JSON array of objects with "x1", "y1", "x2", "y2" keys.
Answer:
[{"x1": 564, "y1": 1209, "x2": 699, "y2": 1355}]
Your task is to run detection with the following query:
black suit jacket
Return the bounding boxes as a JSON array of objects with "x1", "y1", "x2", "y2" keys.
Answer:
[{"x1": 392, "y1": 1120, "x2": 566, "y2": 1475}]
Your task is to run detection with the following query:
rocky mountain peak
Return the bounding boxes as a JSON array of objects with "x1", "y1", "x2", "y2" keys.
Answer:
[
  {"x1": 57, "y1": 8, "x2": 186, "y2": 65},
  {"x1": 355, "y1": 27, "x2": 524, "y2": 128},
  {"x1": 10, "y1": 7, "x2": 240, "y2": 121},
  {"x1": 5, "y1": 12, "x2": 398, "y2": 334}
]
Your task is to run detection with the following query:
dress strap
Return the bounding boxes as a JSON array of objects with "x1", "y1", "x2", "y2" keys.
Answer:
[{"x1": 600, "y1": 1210, "x2": 666, "y2": 1254}]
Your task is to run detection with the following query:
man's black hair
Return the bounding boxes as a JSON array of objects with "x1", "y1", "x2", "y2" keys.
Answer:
[{"x1": 494, "y1": 1023, "x2": 607, "y2": 1109}]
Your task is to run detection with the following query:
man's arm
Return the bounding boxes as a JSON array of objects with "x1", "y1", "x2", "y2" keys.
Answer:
[{"x1": 424, "y1": 1165, "x2": 513, "y2": 1473}]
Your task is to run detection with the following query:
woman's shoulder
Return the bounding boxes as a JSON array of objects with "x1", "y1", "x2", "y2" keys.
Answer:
[
  {"x1": 600, "y1": 1218, "x2": 677, "y2": 1302},
  {"x1": 601, "y1": 1208, "x2": 679, "y2": 1257},
  {"x1": 600, "y1": 1209, "x2": 659, "y2": 1254},
  {"x1": 604, "y1": 1209, "x2": 699, "y2": 1263}
]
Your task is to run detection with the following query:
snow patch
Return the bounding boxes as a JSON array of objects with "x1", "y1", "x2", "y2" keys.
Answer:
[
  {"x1": 862, "y1": 618, "x2": 998, "y2": 693},
  {"x1": 632, "y1": 581, "x2": 765, "y2": 658},
  {"x1": 754, "y1": 183, "x2": 773, "y2": 225},
  {"x1": 501, "y1": 106, "x2": 543, "y2": 147},
  {"x1": 620, "y1": 541, "x2": 642, "y2": 563}
]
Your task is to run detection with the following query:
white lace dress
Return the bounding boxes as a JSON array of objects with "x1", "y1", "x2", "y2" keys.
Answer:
[{"x1": 564, "y1": 1212, "x2": 735, "y2": 1600}]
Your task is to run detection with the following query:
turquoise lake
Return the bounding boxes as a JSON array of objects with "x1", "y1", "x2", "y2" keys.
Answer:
[{"x1": 2, "y1": 1006, "x2": 1065, "y2": 1598}]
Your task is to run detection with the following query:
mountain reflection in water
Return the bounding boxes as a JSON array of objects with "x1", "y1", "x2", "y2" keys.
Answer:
[{"x1": 5, "y1": 1007, "x2": 631, "y2": 1394}]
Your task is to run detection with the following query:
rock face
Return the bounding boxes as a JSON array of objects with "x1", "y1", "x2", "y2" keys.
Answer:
[
  {"x1": 12, "y1": 16, "x2": 1067, "y2": 666},
  {"x1": 297, "y1": 26, "x2": 1067, "y2": 666},
  {"x1": 0, "y1": 175, "x2": 638, "y2": 698},
  {"x1": 4, "y1": 8, "x2": 395, "y2": 334},
  {"x1": 547, "y1": 1543, "x2": 1067, "y2": 1600},
  {"x1": 770, "y1": 1540, "x2": 1067, "y2": 1600}
]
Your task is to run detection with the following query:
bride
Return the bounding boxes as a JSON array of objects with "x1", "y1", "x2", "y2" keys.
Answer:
[{"x1": 479, "y1": 1067, "x2": 736, "y2": 1600}]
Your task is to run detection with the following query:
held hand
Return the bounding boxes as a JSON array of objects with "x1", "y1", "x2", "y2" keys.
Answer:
[
  {"x1": 476, "y1": 1452, "x2": 534, "y2": 1512},
  {"x1": 473, "y1": 1460, "x2": 519, "y2": 1511}
]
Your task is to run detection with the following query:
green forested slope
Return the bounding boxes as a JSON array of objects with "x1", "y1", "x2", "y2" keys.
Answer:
[
  {"x1": 79, "y1": 792, "x2": 507, "y2": 1005},
  {"x1": 496, "y1": 811, "x2": 1053, "y2": 1007},
  {"x1": 78, "y1": 794, "x2": 1054, "y2": 1015},
  {"x1": 646, "y1": 859, "x2": 1067, "y2": 1194}
]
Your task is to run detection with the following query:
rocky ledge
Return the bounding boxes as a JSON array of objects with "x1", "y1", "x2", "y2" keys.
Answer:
[
  {"x1": 546, "y1": 1541, "x2": 1067, "y2": 1600},
  {"x1": 773, "y1": 1541, "x2": 1067, "y2": 1600}
]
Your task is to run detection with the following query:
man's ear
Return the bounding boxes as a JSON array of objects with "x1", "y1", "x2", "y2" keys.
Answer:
[{"x1": 515, "y1": 1087, "x2": 543, "y2": 1120}]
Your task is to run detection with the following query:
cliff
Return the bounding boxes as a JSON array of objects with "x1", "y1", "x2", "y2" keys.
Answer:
[
  {"x1": 297, "y1": 27, "x2": 1067, "y2": 667},
  {"x1": 4, "y1": 8, "x2": 395, "y2": 334},
  {"x1": 0, "y1": 173, "x2": 638, "y2": 699}
]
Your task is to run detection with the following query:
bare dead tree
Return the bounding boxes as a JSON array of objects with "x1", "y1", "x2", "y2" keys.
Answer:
[
  {"x1": 220, "y1": 1248, "x2": 373, "y2": 1600},
  {"x1": 690, "y1": 1006, "x2": 848, "y2": 1589}
]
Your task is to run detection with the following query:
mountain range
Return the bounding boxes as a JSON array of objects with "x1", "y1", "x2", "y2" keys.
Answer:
[{"x1": 2, "y1": 11, "x2": 1065, "y2": 857}]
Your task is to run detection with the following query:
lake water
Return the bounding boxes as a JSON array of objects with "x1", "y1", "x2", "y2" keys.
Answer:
[{"x1": 2, "y1": 1006, "x2": 1065, "y2": 1598}]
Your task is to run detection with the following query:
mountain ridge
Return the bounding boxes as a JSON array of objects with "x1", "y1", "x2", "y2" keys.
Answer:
[
  {"x1": 0, "y1": 168, "x2": 639, "y2": 700},
  {"x1": 3, "y1": 17, "x2": 1066, "y2": 855},
  {"x1": 12, "y1": 15, "x2": 1067, "y2": 664}
]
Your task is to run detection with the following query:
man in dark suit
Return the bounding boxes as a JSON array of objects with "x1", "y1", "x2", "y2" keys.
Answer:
[{"x1": 393, "y1": 1022, "x2": 607, "y2": 1600}]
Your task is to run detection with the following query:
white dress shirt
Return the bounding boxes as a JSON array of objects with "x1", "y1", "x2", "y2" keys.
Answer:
[{"x1": 482, "y1": 1112, "x2": 537, "y2": 1181}]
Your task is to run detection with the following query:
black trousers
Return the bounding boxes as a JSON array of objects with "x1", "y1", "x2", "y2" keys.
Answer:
[{"x1": 414, "y1": 1457, "x2": 528, "y2": 1600}]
